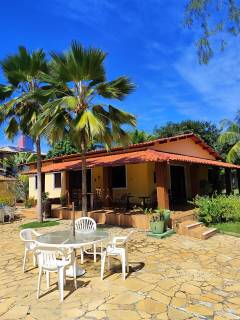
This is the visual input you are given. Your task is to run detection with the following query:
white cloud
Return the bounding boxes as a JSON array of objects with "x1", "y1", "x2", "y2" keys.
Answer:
[{"x1": 174, "y1": 38, "x2": 240, "y2": 117}]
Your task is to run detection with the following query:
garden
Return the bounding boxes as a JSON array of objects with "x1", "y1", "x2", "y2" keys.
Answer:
[{"x1": 192, "y1": 194, "x2": 240, "y2": 235}]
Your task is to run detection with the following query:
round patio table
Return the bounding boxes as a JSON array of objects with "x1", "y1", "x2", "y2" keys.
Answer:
[{"x1": 36, "y1": 229, "x2": 109, "y2": 277}]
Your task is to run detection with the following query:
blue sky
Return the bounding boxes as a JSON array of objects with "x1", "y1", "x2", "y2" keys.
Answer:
[{"x1": 0, "y1": 0, "x2": 239, "y2": 152}]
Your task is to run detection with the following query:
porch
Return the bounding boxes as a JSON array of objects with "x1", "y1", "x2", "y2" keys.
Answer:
[{"x1": 53, "y1": 161, "x2": 239, "y2": 213}]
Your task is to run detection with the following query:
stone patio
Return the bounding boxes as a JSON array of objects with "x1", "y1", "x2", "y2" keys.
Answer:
[{"x1": 0, "y1": 216, "x2": 240, "y2": 320}]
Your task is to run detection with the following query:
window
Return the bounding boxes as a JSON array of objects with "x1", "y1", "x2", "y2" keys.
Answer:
[
  {"x1": 112, "y1": 166, "x2": 126, "y2": 188},
  {"x1": 35, "y1": 175, "x2": 38, "y2": 189},
  {"x1": 54, "y1": 172, "x2": 62, "y2": 188}
]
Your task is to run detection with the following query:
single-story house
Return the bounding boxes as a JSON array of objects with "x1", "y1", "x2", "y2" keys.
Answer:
[{"x1": 24, "y1": 133, "x2": 240, "y2": 210}]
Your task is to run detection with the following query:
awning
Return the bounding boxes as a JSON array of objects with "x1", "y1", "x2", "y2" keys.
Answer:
[{"x1": 24, "y1": 149, "x2": 240, "y2": 174}]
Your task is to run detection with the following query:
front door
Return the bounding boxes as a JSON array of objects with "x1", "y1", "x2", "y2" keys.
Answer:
[{"x1": 170, "y1": 165, "x2": 186, "y2": 203}]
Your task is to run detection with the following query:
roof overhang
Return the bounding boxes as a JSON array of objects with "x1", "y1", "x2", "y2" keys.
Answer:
[{"x1": 24, "y1": 149, "x2": 240, "y2": 175}]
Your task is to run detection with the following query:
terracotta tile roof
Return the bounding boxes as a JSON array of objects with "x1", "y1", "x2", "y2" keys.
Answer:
[
  {"x1": 24, "y1": 132, "x2": 222, "y2": 166},
  {"x1": 24, "y1": 149, "x2": 240, "y2": 174}
]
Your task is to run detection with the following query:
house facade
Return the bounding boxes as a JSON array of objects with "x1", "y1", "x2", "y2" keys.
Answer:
[{"x1": 25, "y1": 133, "x2": 240, "y2": 209}]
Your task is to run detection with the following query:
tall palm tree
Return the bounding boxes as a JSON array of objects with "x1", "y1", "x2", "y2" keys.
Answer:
[
  {"x1": 36, "y1": 41, "x2": 136, "y2": 216},
  {"x1": 218, "y1": 111, "x2": 240, "y2": 163},
  {"x1": 0, "y1": 47, "x2": 48, "y2": 221}
]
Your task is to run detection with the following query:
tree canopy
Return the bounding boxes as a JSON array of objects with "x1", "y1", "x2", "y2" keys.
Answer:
[
  {"x1": 46, "y1": 137, "x2": 78, "y2": 159},
  {"x1": 185, "y1": 0, "x2": 240, "y2": 64},
  {"x1": 218, "y1": 111, "x2": 240, "y2": 164},
  {"x1": 153, "y1": 120, "x2": 220, "y2": 148}
]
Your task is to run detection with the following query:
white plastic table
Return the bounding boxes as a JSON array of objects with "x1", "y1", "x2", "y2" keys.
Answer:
[{"x1": 36, "y1": 229, "x2": 109, "y2": 277}]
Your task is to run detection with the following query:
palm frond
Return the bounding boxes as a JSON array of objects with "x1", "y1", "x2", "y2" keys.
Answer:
[
  {"x1": 218, "y1": 131, "x2": 240, "y2": 145},
  {"x1": 226, "y1": 141, "x2": 240, "y2": 163},
  {"x1": 97, "y1": 76, "x2": 135, "y2": 100}
]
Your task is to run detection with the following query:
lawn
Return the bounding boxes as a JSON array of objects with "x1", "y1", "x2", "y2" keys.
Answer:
[
  {"x1": 213, "y1": 222, "x2": 240, "y2": 236},
  {"x1": 20, "y1": 220, "x2": 60, "y2": 229}
]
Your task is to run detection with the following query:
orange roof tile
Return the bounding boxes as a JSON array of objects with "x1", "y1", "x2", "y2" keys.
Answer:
[
  {"x1": 25, "y1": 149, "x2": 240, "y2": 174},
  {"x1": 24, "y1": 132, "x2": 223, "y2": 166}
]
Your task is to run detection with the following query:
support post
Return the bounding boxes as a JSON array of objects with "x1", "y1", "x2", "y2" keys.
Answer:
[
  {"x1": 225, "y1": 168, "x2": 232, "y2": 195},
  {"x1": 155, "y1": 162, "x2": 169, "y2": 209}
]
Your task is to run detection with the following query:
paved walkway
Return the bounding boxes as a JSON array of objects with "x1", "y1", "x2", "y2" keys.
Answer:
[{"x1": 0, "y1": 218, "x2": 240, "y2": 320}]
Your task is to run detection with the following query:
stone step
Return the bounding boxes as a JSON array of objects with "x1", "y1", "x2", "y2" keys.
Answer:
[
  {"x1": 171, "y1": 211, "x2": 197, "y2": 230},
  {"x1": 189, "y1": 225, "x2": 217, "y2": 240},
  {"x1": 185, "y1": 221, "x2": 203, "y2": 229},
  {"x1": 177, "y1": 220, "x2": 202, "y2": 235},
  {"x1": 176, "y1": 219, "x2": 217, "y2": 240},
  {"x1": 201, "y1": 228, "x2": 217, "y2": 240}
]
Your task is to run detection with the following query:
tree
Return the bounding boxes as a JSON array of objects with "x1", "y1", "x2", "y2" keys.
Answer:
[
  {"x1": 46, "y1": 136, "x2": 78, "y2": 159},
  {"x1": 218, "y1": 111, "x2": 240, "y2": 164},
  {"x1": 0, "y1": 47, "x2": 48, "y2": 221},
  {"x1": 185, "y1": 0, "x2": 240, "y2": 64},
  {"x1": 153, "y1": 120, "x2": 220, "y2": 149},
  {"x1": 36, "y1": 41, "x2": 136, "y2": 216},
  {"x1": 0, "y1": 152, "x2": 36, "y2": 176},
  {"x1": 128, "y1": 129, "x2": 156, "y2": 144}
]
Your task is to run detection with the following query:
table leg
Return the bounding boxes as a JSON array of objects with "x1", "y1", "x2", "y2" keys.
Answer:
[{"x1": 66, "y1": 249, "x2": 86, "y2": 278}]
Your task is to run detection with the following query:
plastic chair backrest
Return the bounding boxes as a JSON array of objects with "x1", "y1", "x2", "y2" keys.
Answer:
[
  {"x1": 20, "y1": 229, "x2": 35, "y2": 249},
  {"x1": 35, "y1": 246, "x2": 72, "y2": 269},
  {"x1": 75, "y1": 217, "x2": 96, "y2": 233}
]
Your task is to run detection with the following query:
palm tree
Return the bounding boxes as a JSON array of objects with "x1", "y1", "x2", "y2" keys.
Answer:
[
  {"x1": 36, "y1": 41, "x2": 136, "y2": 216},
  {"x1": 218, "y1": 111, "x2": 240, "y2": 163},
  {"x1": 128, "y1": 129, "x2": 155, "y2": 144},
  {"x1": 0, "y1": 47, "x2": 48, "y2": 221}
]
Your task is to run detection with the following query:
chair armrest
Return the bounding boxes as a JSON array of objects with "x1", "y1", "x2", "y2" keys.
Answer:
[
  {"x1": 22, "y1": 239, "x2": 36, "y2": 245},
  {"x1": 32, "y1": 230, "x2": 42, "y2": 237},
  {"x1": 113, "y1": 236, "x2": 127, "y2": 245}
]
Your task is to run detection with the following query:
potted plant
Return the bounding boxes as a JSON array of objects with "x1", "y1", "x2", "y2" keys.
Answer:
[
  {"x1": 60, "y1": 193, "x2": 68, "y2": 207},
  {"x1": 150, "y1": 208, "x2": 170, "y2": 234}
]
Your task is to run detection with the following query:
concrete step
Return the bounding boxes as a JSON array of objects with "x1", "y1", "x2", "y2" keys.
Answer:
[
  {"x1": 201, "y1": 227, "x2": 217, "y2": 240},
  {"x1": 177, "y1": 220, "x2": 203, "y2": 235},
  {"x1": 176, "y1": 219, "x2": 217, "y2": 240},
  {"x1": 189, "y1": 225, "x2": 217, "y2": 240}
]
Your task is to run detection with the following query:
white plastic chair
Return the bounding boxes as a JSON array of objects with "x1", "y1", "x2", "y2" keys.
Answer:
[
  {"x1": 101, "y1": 231, "x2": 134, "y2": 280},
  {"x1": 34, "y1": 246, "x2": 77, "y2": 301},
  {"x1": 75, "y1": 217, "x2": 98, "y2": 263},
  {"x1": 20, "y1": 228, "x2": 41, "y2": 272}
]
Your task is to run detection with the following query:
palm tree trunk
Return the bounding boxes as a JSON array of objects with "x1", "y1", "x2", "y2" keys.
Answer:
[
  {"x1": 81, "y1": 144, "x2": 87, "y2": 217},
  {"x1": 36, "y1": 136, "x2": 43, "y2": 222}
]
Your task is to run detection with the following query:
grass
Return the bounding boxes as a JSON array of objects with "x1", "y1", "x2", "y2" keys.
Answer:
[
  {"x1": 213, "y1": 222, "x2": 240, "y2": 237},
  {"x1": 20, "y1": 220, "x2": 60, "y2": 229}
]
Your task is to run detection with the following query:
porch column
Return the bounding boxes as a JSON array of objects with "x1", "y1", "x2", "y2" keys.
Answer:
[
  {"x1": 155, "y1": 162, "x2": 169, "y2": 209},
  {"x1": 61, "y1": 171, "x2": 69, "y2": 203},
  {"x1": 102, "y1": 167, "x2": 112, "y2": 207},
  {"x1": 225, "y1": 168, "x2": 232, "y2": 195}
]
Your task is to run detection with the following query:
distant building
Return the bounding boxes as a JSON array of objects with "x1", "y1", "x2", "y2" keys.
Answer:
[
  {"x1": 0, "y1": 135, "x2": 36, "y2": 176},
  {"x1": 17, "y1": 135, "x2": 34, "y2": 151}
]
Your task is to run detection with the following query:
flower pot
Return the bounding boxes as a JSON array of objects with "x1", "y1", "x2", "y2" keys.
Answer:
[{"x1": 150, "y1": 221, "x2": 165, "y2": 234}]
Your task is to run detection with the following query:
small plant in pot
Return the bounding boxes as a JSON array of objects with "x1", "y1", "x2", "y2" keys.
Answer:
[
  {"x1": 150, "y1": 208, "x2": 170, "y2": 234},
  {"x1": 60, "y1": 193, "x2": 68, "y2": 207}
]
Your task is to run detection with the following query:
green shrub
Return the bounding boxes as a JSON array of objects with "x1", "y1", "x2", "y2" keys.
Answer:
[
  {"x1": 0, "y1": 196, "x2": 14, "y2": 206},
  {"x1": 192, "y1": 194, "x2": 240, "y2": 225}
]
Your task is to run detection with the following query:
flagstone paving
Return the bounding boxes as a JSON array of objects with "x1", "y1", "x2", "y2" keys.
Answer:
[{"x1": 0, "y1": 218, "x2": 240, "y2": 320}]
